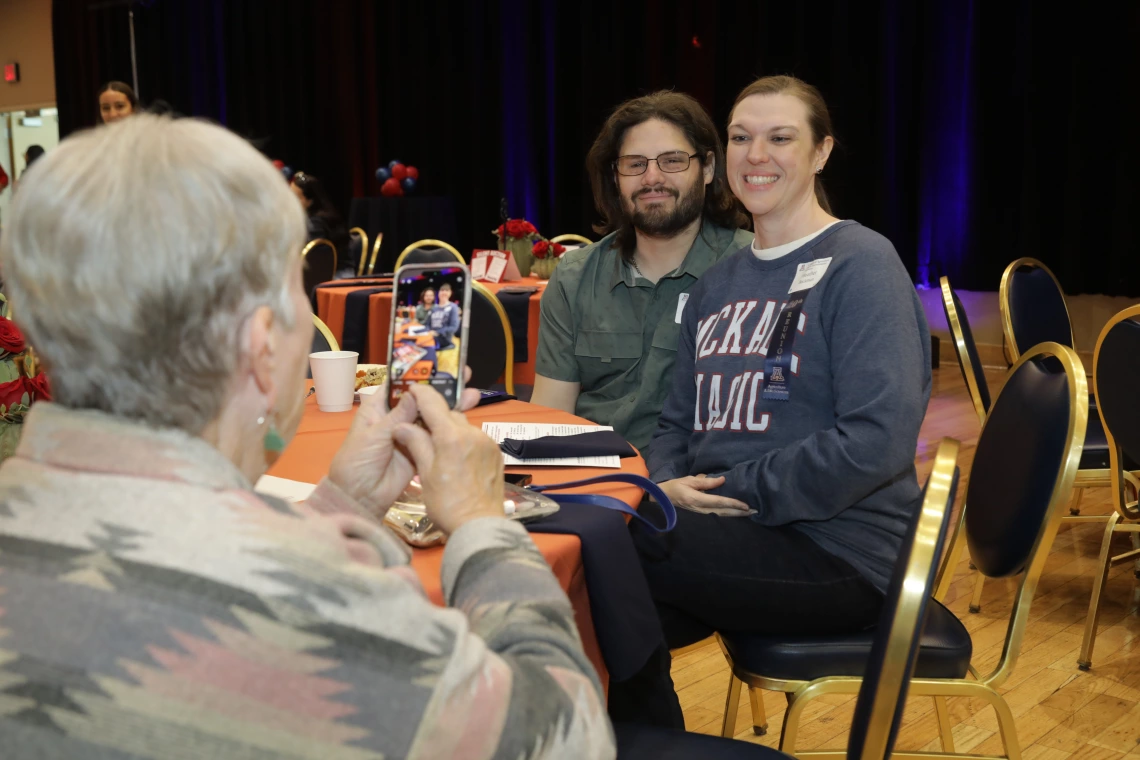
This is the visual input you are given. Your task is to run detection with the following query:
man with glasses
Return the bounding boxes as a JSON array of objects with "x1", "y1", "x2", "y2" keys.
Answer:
[{"x1": 533, "y1": 91, "x2": 752, "y2": 452}]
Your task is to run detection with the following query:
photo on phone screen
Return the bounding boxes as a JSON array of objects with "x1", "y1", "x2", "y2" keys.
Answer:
[{"x1": 388, "y1": 263, "x2": 471, "y2": 409}]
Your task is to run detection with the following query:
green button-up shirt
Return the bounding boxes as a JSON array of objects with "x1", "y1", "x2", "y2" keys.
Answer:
[{"x1": 536, "y1": 222, "x2": 754, "y2": 451}]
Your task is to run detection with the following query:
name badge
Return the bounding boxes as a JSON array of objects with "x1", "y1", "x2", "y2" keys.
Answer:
[
  {"x1": 762, "y1": 258, "x2": 830, "y2": 402},
  {"x1": 789, "y1": 257, "x2": 832, "y2": 293},
  {"x1": 675, "y1": 293, "x2": 689, "y2": 324}
]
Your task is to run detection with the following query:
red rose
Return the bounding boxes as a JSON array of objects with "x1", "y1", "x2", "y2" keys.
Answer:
[
  {"x1": 25, "y1": 372, "x2": 51, "y2": 402},
  {"x1": 531, "y1": 240, "x2": 550, "y2": 259},
  {"x1": 0, "y1": 377, "x2": 30, "y2": 409},
  {"x1": 0, "y1": 317, "x2": 26, "y2": 355},
  {"x1": 552, "y1": 243, "x2": 567, "y2": 258}
]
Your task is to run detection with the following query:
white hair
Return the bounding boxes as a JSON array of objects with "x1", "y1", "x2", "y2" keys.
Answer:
[{"x1": 0, "y1": 114, "x2": 307, "y2": 433}]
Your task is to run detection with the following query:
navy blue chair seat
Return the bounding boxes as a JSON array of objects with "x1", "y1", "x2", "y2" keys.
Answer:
[
  {"x1": 614, "y1": 722, "x2": 783, "y2": 759},
  {"x1": 718, "y1": 600, "x2": 971, "y2": 684}
]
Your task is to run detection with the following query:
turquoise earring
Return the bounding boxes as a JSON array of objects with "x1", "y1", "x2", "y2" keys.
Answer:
[{"x1": 258, "y1": 414, "x2": 287, "y2": 455}]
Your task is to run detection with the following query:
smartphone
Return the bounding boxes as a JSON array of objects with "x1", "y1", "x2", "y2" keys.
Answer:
[{"x1": 388, "y1": 262, "x2": 471, "y2": 409}]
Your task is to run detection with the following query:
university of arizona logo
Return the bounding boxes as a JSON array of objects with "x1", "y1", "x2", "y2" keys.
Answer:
[{"x1": 769, "y1": 366, "x2": 785, "y2": 383}]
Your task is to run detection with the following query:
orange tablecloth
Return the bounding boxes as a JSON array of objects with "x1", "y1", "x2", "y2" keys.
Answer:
[
  {"x1": 267, "y1": 395, "x2": 647, "y2": 688},
  {"x1": 316, "y1": 277, "x2": 548, "y2": 384}
]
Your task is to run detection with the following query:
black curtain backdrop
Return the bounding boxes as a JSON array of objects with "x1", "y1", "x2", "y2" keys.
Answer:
[{"x1": 52, "y1": 0, "x2": 1140, "y2": 295}]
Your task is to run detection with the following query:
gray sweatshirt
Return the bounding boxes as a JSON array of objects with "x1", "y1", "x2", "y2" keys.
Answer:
[{"x1": 646, "y1": 221, "x2": 932, "y2": 591}]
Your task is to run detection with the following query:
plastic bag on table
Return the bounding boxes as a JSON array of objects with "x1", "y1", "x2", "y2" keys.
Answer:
[{"x1": 384, "y1": 479, "x2": 560, "y2": 548}]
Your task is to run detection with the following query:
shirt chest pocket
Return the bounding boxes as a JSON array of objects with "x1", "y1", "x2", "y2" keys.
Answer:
[
  {"x1": 574, "y1": 330, "x2": 642, "y2": 389},
  {"x1": 649, "y1": 319, "x2": 681, "y2": 353}
]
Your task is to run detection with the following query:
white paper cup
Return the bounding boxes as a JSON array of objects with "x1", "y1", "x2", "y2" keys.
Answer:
[{"x1": 309, "y1": 351, "x2": 359, "y2": 412}]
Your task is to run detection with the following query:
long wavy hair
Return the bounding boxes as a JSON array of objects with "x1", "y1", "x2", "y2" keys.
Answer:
[{"x1": 587, "y1": 91, "x2": 748, "y2": 258}]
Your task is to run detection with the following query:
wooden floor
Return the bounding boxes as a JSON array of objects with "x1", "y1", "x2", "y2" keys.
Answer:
[{"x1": 674, "y1": 365, "x2": 1140, "y2": 758}]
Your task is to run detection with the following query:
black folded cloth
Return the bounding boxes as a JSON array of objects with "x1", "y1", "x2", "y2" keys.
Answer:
[
  {"x1": 501, "y1": 430, "x2": 636, "y2": 459},
  {"x1": 527, "y1": 502, "x2": 663, "y2": 681}
]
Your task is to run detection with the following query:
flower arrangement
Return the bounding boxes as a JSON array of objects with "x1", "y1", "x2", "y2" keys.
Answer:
[
  {"x1": 0, "y1": 294, "x2": 52, "y2": 461},
  {"x1": 492, "y1": 219, "x2": 542, "y2": 277},
  {"x1": 529, "y1": 240, "x2": 567, "y2": 280},
  {"x1": 530, "y1": 240, "x2": 567, "y2": 260},
  {"x1": 494, "y1": 219, "x2": 538, "y2": 242}
]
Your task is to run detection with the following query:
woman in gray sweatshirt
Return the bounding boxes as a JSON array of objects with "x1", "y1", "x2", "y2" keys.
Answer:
[{"x1": 610, "y1": 75, "x2": 932, "y2": 726}]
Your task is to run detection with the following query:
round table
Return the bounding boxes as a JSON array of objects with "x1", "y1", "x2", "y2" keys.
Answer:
[
  {"x1": 316, "y1": 276, "x2": 549, "y2": 384},
  {"x1": 266, "y1": 394, "x2": 647, "y2": 688}
]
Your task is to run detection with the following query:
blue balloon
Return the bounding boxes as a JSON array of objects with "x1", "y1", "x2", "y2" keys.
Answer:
[
  {"x1": 282, "y1": 166, "x2": 294, "y2": 181},
  {"x1": 388, "y1": 159, "x2": 401, "y2": 170},
  {"x1": 375, "y1": 166, "x2": 391, "y2": 181},
  {"x1": 401, "y1": 177, "x2": 417, "y2": 192}
]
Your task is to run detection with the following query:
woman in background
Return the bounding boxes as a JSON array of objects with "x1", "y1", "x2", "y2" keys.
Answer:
[
  {"x1": 290, "y1": 171, "x2": 353, "y2": 276},
  {"x1": 429, "y1": 282, "x2": 461, "y2": 349},
  {"x1": 98, "y1": 81, "x2": 138, "y2": 124}
]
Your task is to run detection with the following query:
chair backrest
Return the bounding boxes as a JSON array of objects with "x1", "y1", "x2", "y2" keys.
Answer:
[
  {"x1": 394, "y1": 239, "x2": 464, "y2": 271},
  {"x1": 350, "y1": 227, "x2": 369, "y2": 276},
  {"x1": 366, "y1": 232, "x2": 384, "y2": 275},
  {"x1": 940, "y1": 277, "x2": 991, "y2": 425},
  {"x1": 1093, "y1": 305, "x2": 1140, "y2": 521},
  {"x1": 848, "y1": 438, "x2": 959, "y2": 760},
  {"x1": 999, "y1": 257, "x2": 1075, "y2": 362},
  {"x1": 308, "y1": 315, "x2": 340, "y2": 379},
  {"x1": 466, "y1": 282, "x2": 514, "y2": 394},
  {"x1": 961, "y1": 342, "x2": 1087, "y2": 685},
  {"x1": 550, "y1": 233, "x2": 593, "y2": 247},
  {"x1": 301, "y1": 238, "x2": 337, "y2": 296}
]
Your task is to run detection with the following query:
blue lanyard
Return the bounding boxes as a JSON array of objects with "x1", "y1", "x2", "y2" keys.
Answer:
[{"x1": 528, "y1": 473, "x2": 677, "y2": 533}]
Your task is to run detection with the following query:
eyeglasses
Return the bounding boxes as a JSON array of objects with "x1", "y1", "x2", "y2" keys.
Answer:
[{"x1": 614, "y1": 151, "x2": 700, "y2": 176}]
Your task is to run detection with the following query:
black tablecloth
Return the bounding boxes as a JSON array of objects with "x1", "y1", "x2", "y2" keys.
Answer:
[
  {"x1": 495, "y1": 290, "x2": 531, "y2": 363},
  {"x1": 341, "y1": 287, "x2": 390, "y2": 355},
  {"x1": 348, "y1": 196, "x2": 460, "y2": 274},
  {"x1": 527, "y1": 502, "x2": 664, "y2": 682}
]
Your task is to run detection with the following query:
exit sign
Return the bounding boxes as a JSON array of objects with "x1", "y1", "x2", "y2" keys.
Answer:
[{"x1": 3, "y1": 63, "x2": 19, "y2": 83}]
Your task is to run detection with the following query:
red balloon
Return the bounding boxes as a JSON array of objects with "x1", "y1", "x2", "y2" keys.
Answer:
[
  {"x1": 271, "y1": 159, "x2": 285, "y2": 169},
  {"x1": 391, "y1": 163, "x2": 408, "y2": 181},
  {"x1": 380, "y1": 177, "x2": 403, "y2": 197},
  {"x1": 405, "y1": 165, "x2": 419, "y2": 180}
]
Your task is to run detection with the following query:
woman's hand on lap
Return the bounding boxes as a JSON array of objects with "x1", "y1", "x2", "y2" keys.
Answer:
[{"x1": 660, "y1": 475, "x2": 754, "y2": 516}]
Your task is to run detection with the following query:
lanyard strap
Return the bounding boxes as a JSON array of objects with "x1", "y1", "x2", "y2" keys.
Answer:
[{"x1": 528, "y1": 473, "x2": 677, "y2": 533}]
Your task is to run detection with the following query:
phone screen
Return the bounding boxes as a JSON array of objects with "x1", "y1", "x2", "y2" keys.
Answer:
[{"x1": 388, "y1": 263, "x2": 471, "y2": 409}]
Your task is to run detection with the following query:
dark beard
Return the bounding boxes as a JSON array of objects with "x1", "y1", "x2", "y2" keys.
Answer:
[{"x1": 623, "y1": 180, "x2": 705, "y2": 238}]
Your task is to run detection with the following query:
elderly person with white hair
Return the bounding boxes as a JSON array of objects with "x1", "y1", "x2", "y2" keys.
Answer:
[{"x1": 0, "y1": 115, "x2": 614, "y2": 759}]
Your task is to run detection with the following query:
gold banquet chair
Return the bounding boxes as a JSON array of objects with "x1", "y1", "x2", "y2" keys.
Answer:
[
  {"x1": 961, "y1": 259, "x2": 1135, "y2": 618},
  {"x1": 365, "y1": 232, "x2": 384, "y2": 275},
  {"x1": 1077, "y1": 305, "x2": 1140, "y2": 670},
  {"x1": 623, "y1": 441, "x2": 960, "y2": 760},
  {"x1": 719, "y1": 343, "x2": 1088, "y2": 760},
  {"x1": 394, "y1": 239, "x2": 464, "y2": 270},
  {"x1": 467, "y1": 282, "x2": 514, "y2": 396},
  {"x1": 301, "y1": 238, "x2": 337, "y2": 297},
  {"x1": 940, "y1": 277, "x2": 989, "y2": 429},
  {"x1": 350, "y1": 227, "x2": 369, "y2": 276},
  {"x1": 550, "y1": 233, "x2": 593, "y2": 249},
  {"x1": 311, "y1": 314, "x2": 340, "y2": 353},
  {"x1": 999, "y1": 257, "x2": 1117, "y2": 515}
]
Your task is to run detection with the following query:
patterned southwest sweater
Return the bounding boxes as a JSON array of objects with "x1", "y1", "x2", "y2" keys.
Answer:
[{"x1": 0, "y1": 403, "x2": 615, "y2": 759}]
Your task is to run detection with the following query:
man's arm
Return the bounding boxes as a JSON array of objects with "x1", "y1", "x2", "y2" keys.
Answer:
[
  {"x1": 533, "y1": 265, "x2": 582, "y2": 413},
  {"x1": 531, "y1": 375, "x2": 581, "y2": 413}
]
